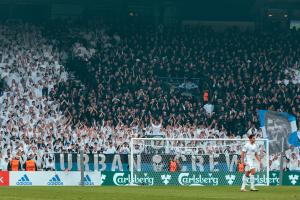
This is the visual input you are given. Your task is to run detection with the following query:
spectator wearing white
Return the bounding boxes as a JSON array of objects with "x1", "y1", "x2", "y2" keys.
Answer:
[
  {"x1": 270, "y1": 154, "x2": 280, "y2": 171},
  {"x1": 44, "y1": 154, "x2": 54, "y2": 170},
  {"x1": 0, "y1": 153, "x2": 8, "y2": 171},
  {"x1": 103, "y1": 143, "x2": 116, "y2": 154},
  {"x1": 150, "y1": 116, "x2": 163, "y2": 136},
  {"x1": 203, "y1": 103, "x2": 214, "y2": 116},
  {"x1": 119, "y1": 143, "x2": 130, "y2": 154},
  {"x1": 288, "y1": 153, "x2": 299, "y2": 171},
  {"x1": 132, "y1": 144, "x2": 144, "y2": 154}
]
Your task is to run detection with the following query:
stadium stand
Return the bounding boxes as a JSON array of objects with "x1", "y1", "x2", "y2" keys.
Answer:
[{"x1": 0, "y1": 21, "x2": 299, "y2": 171}]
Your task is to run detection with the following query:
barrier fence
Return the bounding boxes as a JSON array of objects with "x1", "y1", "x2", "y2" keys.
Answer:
[{"x1": 0, "y1": 171, "x2": 299, "y2": 186}]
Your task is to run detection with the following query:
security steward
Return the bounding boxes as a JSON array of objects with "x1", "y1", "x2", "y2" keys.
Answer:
[
  {"x1": 23, "y1": 154, "x2": 37, "y2": 171},
  {"x1": 238, "y1": 162, "x2": 245, "y2": 172},
  {"x1": 169, "y1": 158, "x2": 178, "y2": 172},
  {"x1": 7, "y1": 155, "x2": 22, "y2": 171}
]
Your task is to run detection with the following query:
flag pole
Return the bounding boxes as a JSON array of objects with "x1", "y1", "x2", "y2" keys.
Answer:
[{"x1": 279, "y1": 137, "x2": 285, "y2": 186}]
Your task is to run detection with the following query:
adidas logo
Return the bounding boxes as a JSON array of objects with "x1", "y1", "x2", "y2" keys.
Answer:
[
  {"x1": 161, "y1": 174, "x2": 171, "y2": 185},
  {"x1": 16, "y1": 174, "x2": 32, "y2": 185},
  {"x1": 225, "y1": 175, "x2": 236, "y2": 185},
  {"x1": 83, "y1": 175, "x2": 94, "y2": 186},
  {"x1": 47, "y1": 175, "x2": 63, "y2": 186},
  {"x1": 289, "y1": 175, "x2": 299, "y2": 185},
  {"x1": 100, "y1": 174, "x2": 106, "y2": 185}
]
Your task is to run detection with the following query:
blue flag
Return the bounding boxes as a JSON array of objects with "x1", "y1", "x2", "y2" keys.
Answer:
[{"x1": 258, "y1": 110, "x2": 299, "y2": 154}]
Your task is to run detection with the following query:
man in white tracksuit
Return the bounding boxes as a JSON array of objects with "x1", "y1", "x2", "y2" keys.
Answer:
[{"x1": 241, "y1": 134, "x2": 262, "y2": 191}]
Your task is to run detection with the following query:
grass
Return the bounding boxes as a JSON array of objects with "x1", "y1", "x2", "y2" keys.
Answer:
[{"x1": 0, "y1": 186, "x2": 300, "y2": 200}]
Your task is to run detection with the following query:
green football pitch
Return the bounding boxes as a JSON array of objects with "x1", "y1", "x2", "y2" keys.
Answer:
[{"x1": 1, "y1": 186, "x2": 300, "y2": 200}]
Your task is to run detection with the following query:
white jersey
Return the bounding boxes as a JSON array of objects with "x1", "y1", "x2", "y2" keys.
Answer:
[
  {"x1": 151, "y1": 123, "x2": 161, "y2": 135},
  {"x1": 242, "y1": 142, "x2": 258, "y2": 163}
]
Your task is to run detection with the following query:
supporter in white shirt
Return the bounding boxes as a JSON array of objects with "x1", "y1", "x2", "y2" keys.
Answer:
[
  {"x1": 45, "y1": 157, "x2": 55, "y2": 171},
  {"x1": 0, "y1": 156, "x2": 8, "y2": 171},
  {"x1": 132, "y1": 144, "x2": 144, "y2": 154},
  {"x1": 119, "y1": 143, "x2": 130, "y2": 154},
  {"x1": 270, "y1": 154, "x2": 280, "y2": 171},
  {"x1": 103, "y1": 143, "x2": 116, "y2": 154},
  {"x1": 288, "y1": 153, "x2": 299, "y2": 171},
  {"x1": 150, "y1": 117, "x2": 162, "y2": 135},
  {"x1": 203, "y1": 103, "x2": 214, "y2": 115}
]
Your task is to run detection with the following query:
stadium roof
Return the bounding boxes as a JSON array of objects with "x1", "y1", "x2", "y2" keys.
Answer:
[{"x1": 0, "y1": 0, "x2": 299, "y2": 22}]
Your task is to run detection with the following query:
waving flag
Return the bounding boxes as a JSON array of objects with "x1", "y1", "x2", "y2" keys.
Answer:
[{"x1": 258, "y1": 110, "x2": 299, "y2": 154}]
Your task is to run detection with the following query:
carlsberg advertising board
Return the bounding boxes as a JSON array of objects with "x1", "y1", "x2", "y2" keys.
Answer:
[
  {"x1": 8, "y1": 171, "x2": 300, "y2": 186},
  {"x1": 100, "y1": 171, "x2": 286, "y2": 186}
]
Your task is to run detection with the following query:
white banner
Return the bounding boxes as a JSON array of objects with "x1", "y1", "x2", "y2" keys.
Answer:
[{"x1": 10, "y1": 171, "x2": 101, "y2": 186}]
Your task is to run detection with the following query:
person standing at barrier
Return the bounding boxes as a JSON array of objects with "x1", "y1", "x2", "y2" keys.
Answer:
[
  {"x1": 237, "y1": 158, "x2": 245, "y2": 172},
  {"x1": 7, "y1": 155, "x2": 21, "y2": 171},
  {"x1": 23, "y1": 154, "x2": 37, "y2": 171},
  {"x1": 169, "y1": 158, "x2": 179, "y2": 172}
]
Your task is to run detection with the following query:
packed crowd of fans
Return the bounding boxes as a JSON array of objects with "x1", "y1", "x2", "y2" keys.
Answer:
[
  {"x1": 54, "y1": 24, "x2": 300, "y2": 134},
  {"x1": 0, "y1": 22, "x2": 69, "y2": 170},
  {"x1": 0, "y1": 20, "x2": 299, "y2": 171}
]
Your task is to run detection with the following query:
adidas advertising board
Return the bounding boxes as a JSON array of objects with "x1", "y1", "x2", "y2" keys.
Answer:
[
  {"x1": 10, "y1": 172, "x2": 66, "y2": 186},
  {"x1": 83, "y1": 175, "x2": 94, "y2": 186},
  {"x1": 16, "y1": 174, "x2": 32, "y2": 186},
  {"x1": 82, "y1": 172, "x2": 102, "y2": 186},
  {"x1": 9, "y1": 172, "x2": 101, "y2": 186},
  {"x1": 47, "y1": 174, "x2": 64, "y2": 186}
]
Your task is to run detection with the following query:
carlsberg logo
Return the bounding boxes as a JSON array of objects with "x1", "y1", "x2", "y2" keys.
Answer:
[
  {"x1": 246, "y1": 174, "x2": 279, "y2": 185},
  {"x1": 270, "y1": 173, "x2": 280, "y2": 185},
  {"x1": 113, "y1": 173, "x2": 154, "y2": 186},
  {"x1": 178, "y1": 173, "x2": 219, "y2": 186},
  {"x1": 225, "y1": 175, "x2": 236, "y2": 185},
  {"x1": 289, "y1": 175, "x2": 299, "y2": 185},
  {"x1": 161, "y1": 174, "x2": 171, "y2": 185}
]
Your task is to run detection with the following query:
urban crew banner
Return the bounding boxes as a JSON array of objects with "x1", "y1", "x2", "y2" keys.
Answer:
[{"x1": 54, "y1": 153, "x2": 242, "y2": 172}]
